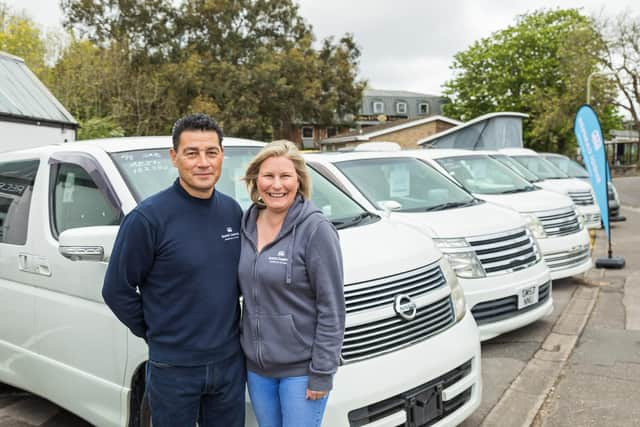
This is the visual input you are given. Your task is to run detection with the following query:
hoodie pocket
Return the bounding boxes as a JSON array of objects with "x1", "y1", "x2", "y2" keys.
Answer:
[
  {"x1": 240, "y1": 311, "x2": 257, "y2": 362},
  {"x1": 258, "y1": 314, "x2": 311, "y2": 365}
]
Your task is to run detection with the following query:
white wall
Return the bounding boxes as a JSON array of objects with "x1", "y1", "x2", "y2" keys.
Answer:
[{"x1": 1, "y1": 120, "x2": 76, "y2": 153}]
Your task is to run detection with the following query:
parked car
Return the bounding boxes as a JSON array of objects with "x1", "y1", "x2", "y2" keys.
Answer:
[
  {"x1": 0, "y1": 136, "x2": 481, "y2": 427},
  {"x1": 540, "y1": 152, "x2": 625, "y2": 222},
  {"x1": 305, "y1": 151, "x2": 553, "y2": 342},
  {"x1": 493, "y1": 148, "x2": 602, "y2": 229},
  {"x1": 413, "y1": 149, "x2": 592, "y2": 280}
]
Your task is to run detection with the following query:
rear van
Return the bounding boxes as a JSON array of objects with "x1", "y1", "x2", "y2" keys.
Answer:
[{"x1": 416, "y1": 149, "x2": 592, "y2": 280}]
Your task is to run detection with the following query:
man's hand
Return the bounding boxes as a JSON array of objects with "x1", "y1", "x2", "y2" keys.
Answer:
[{"x1": 305, "y1": 389, "x2": 328, "y2": 400}]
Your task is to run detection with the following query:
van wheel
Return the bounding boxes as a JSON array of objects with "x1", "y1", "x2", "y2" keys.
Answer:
[
  {"x1": 139, "y1": 393, "x2": 152, "y2": 427},
  {"x1": 129, "y1": 363, "x2": 151, "y2": 427}
]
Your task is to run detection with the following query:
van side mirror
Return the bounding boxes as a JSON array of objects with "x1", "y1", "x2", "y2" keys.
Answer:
[
  {"x1": 58, "y1": 226, "x2": 119, "y2": 262},
  {"x1": 377, "y1": 200, "x2": 402, "y2": 218}
]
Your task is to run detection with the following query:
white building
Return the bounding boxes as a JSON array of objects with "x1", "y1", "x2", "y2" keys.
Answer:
[{"x1": 1, "y1": 51, "x2": 78, "y2": 153}]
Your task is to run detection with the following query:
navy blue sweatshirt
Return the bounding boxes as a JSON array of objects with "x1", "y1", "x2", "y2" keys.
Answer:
[{"x1": 102, "y1": 179, "x2": 243, "y2": 366}]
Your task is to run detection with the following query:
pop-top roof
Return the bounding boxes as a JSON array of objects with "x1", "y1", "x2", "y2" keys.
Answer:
[{"x1": 0, "y1": 51, "x2": 77, "y2": 127}]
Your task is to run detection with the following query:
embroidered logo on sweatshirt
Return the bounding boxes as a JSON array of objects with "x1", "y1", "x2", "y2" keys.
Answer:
[
  {"x1": 221, "y1": 226, "x2": 240, "y2": 241},
  {"x1": 268, "y1": 251, "x2": 288, "y2": 265}
]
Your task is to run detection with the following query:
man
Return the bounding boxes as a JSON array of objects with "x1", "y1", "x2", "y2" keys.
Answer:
[{"x1": 102, "y1": 113, "x2": 245, "y2": 427}]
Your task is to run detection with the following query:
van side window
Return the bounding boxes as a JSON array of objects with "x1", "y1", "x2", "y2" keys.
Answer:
[
  {"x1": 0, "y1": 160, "x2": 39, "y2": 245},
  {"x1": 52, "y1": 163, "x2": 121, "y2": 235}
]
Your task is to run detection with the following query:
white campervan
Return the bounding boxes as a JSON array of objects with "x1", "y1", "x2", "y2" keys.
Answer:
[
  {"x1": 0, "y1": 137, "x2": 481, "y2": 427},
  {"x1": 414, "y1": 149, "x2": 592, "y2": 280},
  {"x1": 541, "y1": 152, "x2": 624, "y2": 222},
  {"x1": 496, "y1": 148, "x2": 601, "y2": 229},
  {"x1": 305, "y1": 151, "x2": 553, "y2": 342}
]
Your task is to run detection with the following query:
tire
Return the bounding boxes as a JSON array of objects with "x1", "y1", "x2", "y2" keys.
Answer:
[
  {"x1": 139, "y1": 393, "x2": 152, "y2": 427},
  {"x1": 128, "y1": 363, "x2": 151, "y2": 427}
]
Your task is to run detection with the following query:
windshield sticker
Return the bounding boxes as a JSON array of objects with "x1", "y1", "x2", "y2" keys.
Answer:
[{"x1": 389, "y1": 167, "x2": 410, "y2": 197}]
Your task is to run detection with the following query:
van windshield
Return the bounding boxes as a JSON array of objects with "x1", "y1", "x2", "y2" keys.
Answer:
[
  {"x1": 543, "y1": 155, "x2": 589, "y2": 178},
  {"x1": 491, "y1": 154, "x2": 541, "y2": 182},
  {"x1": 110, "y1": 147, "x2": 373, "y2": 227},
  {"x1": 436, "y1": 155, "x2": 537, "y2": 194},
  {"x1": 334, "y1": 156, "x2": 477, "y2": 212},
  {"x1": 511, "y1": 155, "x2": 569, "y2": 180}
]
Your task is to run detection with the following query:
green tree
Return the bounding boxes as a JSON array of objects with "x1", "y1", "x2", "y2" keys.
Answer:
[
  {"x1": 0, "y1": 4, "x2": 46, "y2": 75},
  {"x1": 78, "y1": 116, "x2": 125, "y2": 140},
  {"x1": 443, "y1": 9, "x2": 621, "y2": 154},
  {"x1": 598, "y1": 11, "x2": 640, "y2": 134},
  {"x1": 60, "y1": 0, "x2": 364, "y2": 140}
]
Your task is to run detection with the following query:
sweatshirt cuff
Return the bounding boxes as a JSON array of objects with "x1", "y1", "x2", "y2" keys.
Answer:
[{"x1": 308, "y1": 372, "x2": 333, "y2": 392}]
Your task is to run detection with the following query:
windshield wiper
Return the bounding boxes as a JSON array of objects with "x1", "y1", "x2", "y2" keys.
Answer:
[
  {"x1": 331, "y1": 212, "x2": 376, "y2": 229},
  {"x1": 497, "y1": 188, "x2": 526, "y2": 194},
  {"x1": 422, "y1": 200, "x2": 475, "y2": 211}
]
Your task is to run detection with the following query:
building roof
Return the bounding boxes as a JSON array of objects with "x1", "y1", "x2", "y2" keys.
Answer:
[
  {"x1": 364, "y1": 88, "x2": 442, "y2": 98},
  {"x1": 321, "y1": 115, "x2": 462, "y2": 145},
  {"x1": 418, "y1": 112, "x2": 528, "y2": 146},
  {"x1": 0, "y1": 51, "x2": 78, "y2": 127}
]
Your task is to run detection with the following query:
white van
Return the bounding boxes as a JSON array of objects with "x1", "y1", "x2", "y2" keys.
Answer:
[
  {"x1": 305, "y1": 151, "x2": 553, "y2": 342},
  {"x1": 495, "y1": 148, "x2": 601, "y2": 229},
  {"x1": 540, "y1": 152, "x2": 624, "y2": 222},
  {"x1": 0, "y1": 137, "x2": 481, "y2": 427},
  {"x1": 413, "y1": 149, "x2": 592, "y2": 280}
]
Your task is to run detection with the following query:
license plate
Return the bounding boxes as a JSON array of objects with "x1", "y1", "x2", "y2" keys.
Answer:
[
  {"x1": 518, "y1": 285, "x2": 539, "y2": 309},
  {"x1": 402, "y1": 382, "x2": 443, "y2": 425}
]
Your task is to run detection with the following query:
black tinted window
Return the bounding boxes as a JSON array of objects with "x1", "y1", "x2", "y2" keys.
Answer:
[{"x1": 0, "y1": 160, "x2": 39, "y2": 245}]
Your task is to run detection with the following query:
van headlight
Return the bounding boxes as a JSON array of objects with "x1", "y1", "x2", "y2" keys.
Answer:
[
  {"x1": 522, "y1": 214, "x2": 546, "y2": 239},
  {"x1": 577, "y1": 213, "x2": 585, "y2": 230},
  {"x1": 433, "y1": 238, "x2": 486, "y2": 279},
  {"x1": 440, "y1": 258, "x2": 466, "y2": 322}
]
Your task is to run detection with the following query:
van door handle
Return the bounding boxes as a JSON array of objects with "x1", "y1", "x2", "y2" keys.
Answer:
[{"x1": 18, "y1": 253, "x2": 52, "y2": 277}]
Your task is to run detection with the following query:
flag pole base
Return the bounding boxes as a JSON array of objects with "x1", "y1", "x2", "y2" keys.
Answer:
[{"x1": 595, "y1": 256, "x2": 625, "y2": 269}]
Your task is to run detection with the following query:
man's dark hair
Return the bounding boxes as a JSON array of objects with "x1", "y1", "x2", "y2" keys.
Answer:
[{"x1": 171, "y1": 113, "x2": 224, "y2": 150}]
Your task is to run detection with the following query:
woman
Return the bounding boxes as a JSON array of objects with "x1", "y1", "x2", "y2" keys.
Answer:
[{"x1": 239, "y1": 141, "x2": 345, "y2": 427}]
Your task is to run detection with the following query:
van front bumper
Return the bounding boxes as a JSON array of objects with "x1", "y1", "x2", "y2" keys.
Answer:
[
  {"x1": 461, "y1": 261, "x2": 553, "y2": 341},
  {"x1": 245, "y1": 313, "x2": 481, "y2": 427},
  {"x1": 539, "y1": 229, "x2": 592, "y2": 280}
]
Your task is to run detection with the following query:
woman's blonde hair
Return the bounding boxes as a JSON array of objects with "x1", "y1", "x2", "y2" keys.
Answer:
[{"x1": 243, "y1": 140, "x2": 311, "y2": 206}]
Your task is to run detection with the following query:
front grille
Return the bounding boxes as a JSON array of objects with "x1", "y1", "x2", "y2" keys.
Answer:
[
  {"x1": 568, "y1": 191, "x2": 594, "y2": 205},
  {"x1": 344, "y1": 263, "x2": 446, "y2": 314},
  {"x1": 583, "y1": 212, "x2": 601, "y2": 226},
  {"x1": 467, "y1": 228, "x2": 539, "y2": 275},
  {"x1": 471, "y1": 280, "x2": 551, "y2": 325},
  {"x1": 544, "y1": 246, "x2": 590, "y2": 271},
  {"x1": 341, "y1": 296, "x2": 454, "y2": 363},
  {"x1": 536, "y1": 207, "x2": 581, "y2": 237},
  {"x1": 348, "y1": 359, "x2": 473, "y2": 427}
]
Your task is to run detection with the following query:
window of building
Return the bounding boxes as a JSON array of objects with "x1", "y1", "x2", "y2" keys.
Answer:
[
  {"x1": 419, "y1": 102, "x2": 430, "y2": 115},
  {"x1": 396, "y1": 102, "x2": 408, "y2": 114},
  {"x1": 372, "y1": 101, "x2": 384, "y2": 114},
  {"x1": 0, "y1": 160, "x2": 39, "y2": 245},
  {"x1": 302, "y1": 126, "x2": 314, "y2": 139},
  {"x1": 52, "y1": 163, "x2": 122, "y2": 236},
  {"x1": 327, "y1": 127, "x2": 337, "y2": 138}
]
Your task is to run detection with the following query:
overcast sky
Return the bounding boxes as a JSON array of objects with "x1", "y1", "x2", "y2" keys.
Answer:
[{"x1": 5, "y1": 0, "x2": 639, "y2": 95}]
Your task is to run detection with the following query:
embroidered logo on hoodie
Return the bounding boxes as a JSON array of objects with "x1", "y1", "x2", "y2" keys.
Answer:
[
  {"x1": 221, "y1": 226, "x2": 240, "y2": 241},
  {"x1": 269, "y1": 251, "x2": 288, "y2": 265}
]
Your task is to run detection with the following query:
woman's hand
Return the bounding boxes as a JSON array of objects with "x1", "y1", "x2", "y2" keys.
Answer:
[{"x1": 305, "y1": 389, "x2": 328, "y2": 400}]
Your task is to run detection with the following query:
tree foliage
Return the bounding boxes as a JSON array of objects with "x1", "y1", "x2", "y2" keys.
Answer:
[
  {"x1": 443, "y1": 9, "x2": 622, "y2": 154},
  {"x1": 57, "y1": 0, "x2": 365, "y2": 140},
  {"x1": 0, "y1": 4, "x2": 46, "y2": 75},
  {"x1": 597, "y1": 11, "x2": 640, "y2": 133}
]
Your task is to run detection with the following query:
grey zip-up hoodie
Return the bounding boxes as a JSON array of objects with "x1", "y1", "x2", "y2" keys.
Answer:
[{"x1": 239, "y1": 195, "x2": 345, "y2": 391}]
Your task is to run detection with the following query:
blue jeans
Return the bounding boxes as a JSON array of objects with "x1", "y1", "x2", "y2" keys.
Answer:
[
  {"x1": 247, "y1": 371, "x2": 329, "y2": 427},
  {"x1": 145, "y1": 353, "x2": 246, "y2": 427}
]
